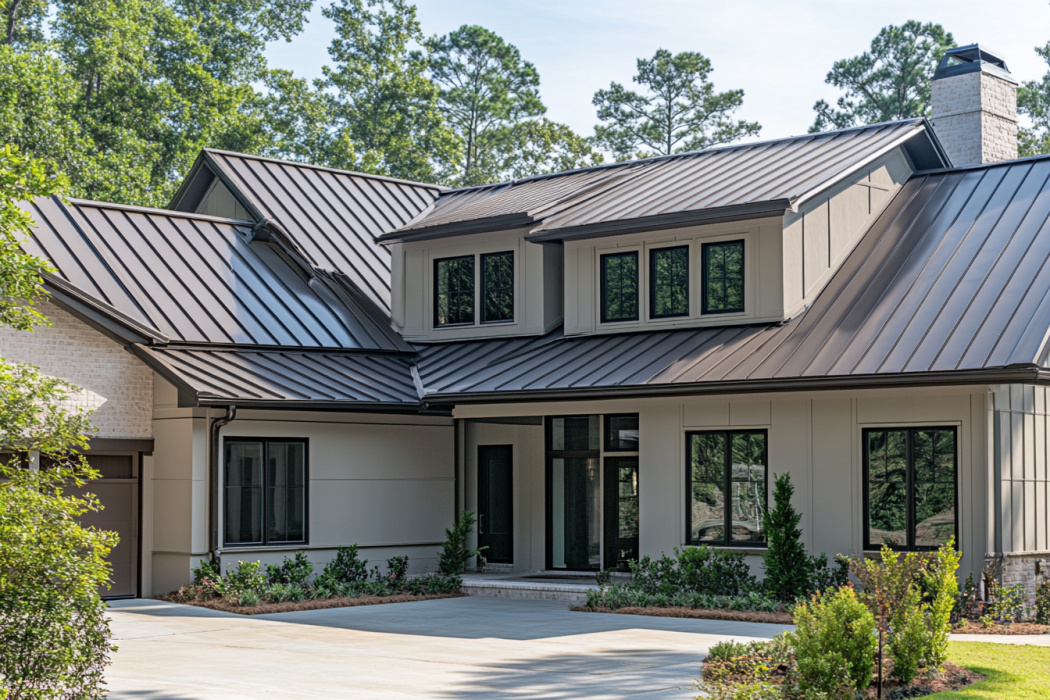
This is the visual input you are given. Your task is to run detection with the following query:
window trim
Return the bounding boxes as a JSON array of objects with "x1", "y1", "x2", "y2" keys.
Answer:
[
  {"x1": 480, "y1": 250, "x2": 515, "y2": 325},
  {"x1": 685, "y1": 429, "x2": 768, "y2": 548},
  {"x1": 600, "y1": 250, "x2": 640, "y2": 323},
  {"x1": 649, "y1": 245, "x2": 690, "y2": 319},
  {"x1": 701, "y1": 239, "x2": 746, "y2": 315},
  {"x1": 223, "y1": 437, "x2": 309, "y2": 547},
  {"x1": 862, "y1": 426, "x2": 958, "y2": 552}
]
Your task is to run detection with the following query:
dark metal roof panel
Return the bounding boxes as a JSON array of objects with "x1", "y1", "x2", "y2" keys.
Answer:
[
  {"x1": 204, "y1": 150, "x2": 440, "y2": 313},
  {"x1": 415, "y1": 157, "x2": 1050, "y2": 400},
  {"x1": 147, "y1": 346, "x2": 419, "y2": 406},
  {"x1": 22, "y1": 197, "x2": 406, "y2": 350},
  {"x1": 388, "y1": 120, "x2": 937, "y2": 242}
]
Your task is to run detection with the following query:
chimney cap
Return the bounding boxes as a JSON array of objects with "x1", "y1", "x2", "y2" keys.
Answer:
[{"x1": 934, "y1": 44, "x2": 1017, "y2": 83}]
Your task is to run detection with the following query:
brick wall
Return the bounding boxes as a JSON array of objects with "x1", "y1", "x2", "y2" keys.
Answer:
[{"x1": 0, "y1": 302, "x2": 153, "y2": 438}]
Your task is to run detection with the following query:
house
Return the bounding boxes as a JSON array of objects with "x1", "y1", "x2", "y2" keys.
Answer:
[{"x1": 2, "y1": 44, "x2": 1046, "y2": 600}]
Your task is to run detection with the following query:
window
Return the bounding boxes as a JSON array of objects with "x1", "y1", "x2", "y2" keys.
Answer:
[
  {"x1": 702, "y1": 240, "x2": 744, "y2": 314},
  {"x1": 224, "y1": 438, "x2": 307, "y2": 546},
  {"x1": 864, "y1": 428, "x2": 956, "y2": 550},
  {"x1": 687, "y1": 431, "x2": 767, "y2": 546},
  {"x1": 481, "y1": 251, "x2": 514, "y2": 323},
  {"x1": 434, "y1": 255, "x2": 475, "y2": 326},
  {"x1": 601, "y1": 251, "x2": 639, "y2": 323},
  {"x1": 650, "y1": 246, "x2": 689, "y2": 318},
  {"x1": 604, "y1": 414, "x2": 639, "y2": 451}
]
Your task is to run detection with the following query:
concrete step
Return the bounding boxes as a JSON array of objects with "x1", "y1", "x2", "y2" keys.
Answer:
[{"x1": 460, "y1": 574, "x2": 600, "y2": 604}]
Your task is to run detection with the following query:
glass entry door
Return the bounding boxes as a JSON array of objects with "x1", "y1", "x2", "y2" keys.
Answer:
[{"x1": 546, "y1": 415, "x2": 639, "y2": 571}]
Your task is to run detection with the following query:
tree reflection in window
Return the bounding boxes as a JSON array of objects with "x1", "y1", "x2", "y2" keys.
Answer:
[{"x1": 687, "y1": 430, "x2": 767, "y2": 546}]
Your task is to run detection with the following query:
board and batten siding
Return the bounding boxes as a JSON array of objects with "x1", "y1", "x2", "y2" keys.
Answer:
[
  {"x1": 457, "y1": 385, "x2": 988, "y2": 580},
  {"x1": 782, "y1": 148, "x2": 913, "y2": 317}
]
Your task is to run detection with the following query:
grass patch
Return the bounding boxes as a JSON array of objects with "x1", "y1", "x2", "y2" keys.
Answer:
[{"x1": 932, "y1": 642, "x2": 1050, "y2": 698}]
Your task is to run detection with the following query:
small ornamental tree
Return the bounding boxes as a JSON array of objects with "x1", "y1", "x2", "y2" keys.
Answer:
[{"x1": 762, "y1": 472, "x2": 809, "y2": 601}]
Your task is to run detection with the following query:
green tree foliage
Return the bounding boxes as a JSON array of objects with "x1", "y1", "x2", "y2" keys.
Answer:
[
  {"x1": 791, "y1": 586, "x2": 877, "y2": 696},
  {"x1": 1019, "y1": 43, "x2": 1050, "y2": 157},
  {"x1": 592, "y1": 49, "x2": 760, "y2": 161},
  {"x1": 761, "y1": 473, "x2": 809, "y2": 602},
  {"x1": 321, "y1": 0, "x2": 458, "y2": 183},
  {"x1": 0, "y1": 148, "x2": 117, "y2": 699},
  {"x1": 425, "y1": 24, "x2": 600, "y2": 185},
  {"x1": 810, "y1": 21, "x2": 955, "y2": 132}
]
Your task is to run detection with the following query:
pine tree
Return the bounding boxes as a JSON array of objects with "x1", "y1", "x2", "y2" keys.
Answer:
[{"x1": 762, "y1": 472, "x2": 810, "y2": 602}]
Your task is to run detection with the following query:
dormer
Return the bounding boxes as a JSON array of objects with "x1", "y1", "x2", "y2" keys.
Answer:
[{"x1": 381, "y1": 120, "x2": 950, "y2": 342}]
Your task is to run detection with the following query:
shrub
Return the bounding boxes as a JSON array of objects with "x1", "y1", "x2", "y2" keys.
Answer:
[
  {"x1": 792, "y1": 587, "x2": 877, "y2": 695},
  {"x1": 807, "y1": 553, "x2": 851, "y2": 594},
  {"x1": 403, "y1": 573, "x2": 461, "y2": 595},
  {"x1": 629, "y1": 547, "x2": 757, "y2": 597},
  {"x1": 988, "y1": 580, "x2": 1026, "y2": 623},
  {"x1": 887, "y1": 584, "x2": 926, "y2": 683},
  {"x1": 0, "y1": 458, "x2": 118, "y2": 700},
  {"x1": 437, "y1": 510, "x2": 485, "y2": 576},
  {"x1": 1036, "y1": 580, "x2": 1050, "y2": 625},
  {"x1": 266, "y1": 552, "x2": 314, "y2": 587},
  {"x1": 762, "y1": 473, "x2": 809, "y2": 602},
  {"x1": 922, "y1": 541, "x2": 961, "y2": 670},
  {"x1": 386, "y1": 555, "x2": 409, "y2": 583},
  {"x1": 220, "y1": 560, "x2": 267, "y2": 598},
  {"x1": 319, "y1": 545, "x2": 369, "y2": 585},
  {"x1": 193, "y1": 559, "x2": 221, "y2": 585},
  {"x1": 239, "y1": 590, "x2": 262, "y2": 607},
  {"x1": 266, "y1": 584, "x2": 292, "y2": 603}
]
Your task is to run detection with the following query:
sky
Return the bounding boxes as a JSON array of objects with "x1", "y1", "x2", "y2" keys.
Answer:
[{"x1": 265, "y1": 0, "x2": 1050, "y2": 143}]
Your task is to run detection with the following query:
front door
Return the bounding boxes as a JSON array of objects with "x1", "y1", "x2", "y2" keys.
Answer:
[{"x1": 477, "y1": 445, "x2": 513, "y2": 563}]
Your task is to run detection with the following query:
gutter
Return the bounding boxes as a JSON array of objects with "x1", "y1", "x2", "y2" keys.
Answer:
[
  {"x1": 209, "y1": 405, "x2": 237, "y2": 569},
  {"x1": 421, "y1": 366, "x2": 1046, "y2": 406}
]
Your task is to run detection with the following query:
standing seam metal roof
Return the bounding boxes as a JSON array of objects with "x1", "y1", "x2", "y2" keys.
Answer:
[
  {"x1": 414, "y1": 156, "x2": 1050, "y2": 400},
  {"x1": 198, "y1": 150, "x2": 441, "y2": 314}
]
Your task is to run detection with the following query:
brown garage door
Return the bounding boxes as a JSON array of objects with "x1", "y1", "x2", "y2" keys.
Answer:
[{"x1": 73, "y1": 454, "x2": 139, "y2": 598}]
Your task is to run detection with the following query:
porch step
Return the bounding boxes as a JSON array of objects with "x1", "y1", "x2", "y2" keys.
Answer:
[{"x1": 460, "y1": 573, "x2": 599, "y2": 604}]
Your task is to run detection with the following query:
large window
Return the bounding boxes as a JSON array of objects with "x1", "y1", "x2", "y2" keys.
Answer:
[
  {"x1": 481, "y1": 251, "x2": 514, "y2": 323},
  {"x1": 687, "y1": 431, "x2": 767, "y2": 546},
  {"x1": 434, "y1": 255, "x2": 475, "y2": 326},
  {"x1": 650, "y1": 246, "x2": 689, "y2": 318},
  {"x1": 224, "y1": 438, "x2": 307, "y2": 546},
  {"x1": 601, "y1": 251, "x2": 639, "y2": 323},
  {"x1": 702, "y1": 240, "x2": 744, "y2": 314},
  {"x1": 864, "y1": 428, "x2": 956, "y2": 551}
]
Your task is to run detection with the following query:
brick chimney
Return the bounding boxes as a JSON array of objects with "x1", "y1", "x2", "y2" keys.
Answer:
[{"x1": 930, "y1": 44, "x2": 1018, "y2": 167}]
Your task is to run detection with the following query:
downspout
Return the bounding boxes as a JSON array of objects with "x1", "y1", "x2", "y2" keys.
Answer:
[{"x1": 209, "y1": 405, "x2": 237, "y2": 568}]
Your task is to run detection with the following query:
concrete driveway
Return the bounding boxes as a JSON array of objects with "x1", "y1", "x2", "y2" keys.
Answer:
[{"x1": 105, "y1": 597, "x2": 791, "y2": 699}]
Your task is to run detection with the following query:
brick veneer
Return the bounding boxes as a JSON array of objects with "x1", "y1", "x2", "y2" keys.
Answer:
[{"x1": 0, "y1": 302, "x2": 153, "y2": 439}]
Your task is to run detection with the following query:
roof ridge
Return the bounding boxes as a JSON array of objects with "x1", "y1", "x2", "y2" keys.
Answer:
[
  {"x1": 65, "y1": 197, "x2": 255, "y2": 226},
  {"x1": 202, "y1": 148, "x2": 447, "y2": 192},
  {"x1": 440, "y1": 118, "x2": 925, "y2": 194},
  {"x1": 913, "y1": 150, "x2": 1050, "y2": 176}
]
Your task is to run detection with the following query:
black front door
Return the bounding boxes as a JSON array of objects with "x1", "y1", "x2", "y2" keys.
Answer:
[
  {"x1": 604, "y1": 457, "x2": 639, "y2": 571},
  {"x1": 478, "y1": 445, "x2": 513, "y2": 563}
]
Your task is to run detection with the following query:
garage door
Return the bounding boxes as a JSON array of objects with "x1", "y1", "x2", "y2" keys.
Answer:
[{"x1": 75, "y1": 454, "x2": 139, "y2": 598}]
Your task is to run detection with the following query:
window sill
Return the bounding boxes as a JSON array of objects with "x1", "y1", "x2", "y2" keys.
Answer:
[{"x1": 683, "y1": 545, "x2": 768, "y2": 553}]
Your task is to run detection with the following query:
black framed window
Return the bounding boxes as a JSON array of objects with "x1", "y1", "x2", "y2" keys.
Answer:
[
  {"x1": 701, "y1": 240, "x2": 744, "y2": 314},
  {"x1": 601, "y1": 251, "x2": 639, "y2": 323},
  {"x1": 224, "y1": 438, "x2": 307, "y2": 546},
  {"x1": 481, "y1": 251, "x2": 514, "y2": 323},
  {"x1": 434, "y1": 255, "x2": 475, "y2": 326},
  {"x1": 650, "y1": 246, "x2": 689, "y2": 318},
  {"x1": 604, "y1": 414, "x2": 639, "y2": 452},
  {"x1": 864, "y1": 427, "x2": 956, "y2": 551},
  {"x1": 687, "y1": 430, "x2": 767, "y2": 546}
]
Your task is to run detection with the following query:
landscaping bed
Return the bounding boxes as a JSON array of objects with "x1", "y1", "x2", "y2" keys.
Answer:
[
  {"x1": 571, "y1": 604, "x2": 792, "y2": 624},
  {"x1": 951, "y1": 619, "x2": 1050, "y2": 635},
  {"x1": 157, "y1": 590, "x2": 464, "y2": 615}
]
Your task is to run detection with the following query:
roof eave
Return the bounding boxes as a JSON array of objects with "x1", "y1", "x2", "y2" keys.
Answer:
[
  {"x1": 421, "y1": 366, "x2": 1043, "y2": 406},
  {"x1": 527, "y1": 201, "x2": 791, "y2": 243},
  {"x1": 377, "y1": 213, "x2": 537, "y2": 244}
]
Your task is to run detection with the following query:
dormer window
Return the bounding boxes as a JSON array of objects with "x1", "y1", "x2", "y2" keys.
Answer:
[
  {"x1": 702, "y1": 240, "x2": 744, "y2": 314},
  {"x1": 481, "y1": 251, "x2": 514, "y2": 323},
  {"x1": 434, "y1": 255, "x2": 475, "y2": 326},
  {"x1": 601, "y1": 251, "x2": 639, "y2": 323},
  {"x1": 650, "y1": 245, "x2": 689, "y2": 318},
  {"x1": 434, "y1": 251, "x2": 516, "y2": 328}
]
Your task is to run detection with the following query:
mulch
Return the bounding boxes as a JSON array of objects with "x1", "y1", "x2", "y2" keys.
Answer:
[
  {"x1": 951, "y1": 619, "x2": 1050, "y2": 635},
  {"x1": 571, "y1": 605, "x2": 793, "y2": 624},
  {"x1": 155, "y1": 592, "x2": 465, "y2": 615},
  {"x1": 861, "y1": 661, "x2": 983, "y2": 697}
]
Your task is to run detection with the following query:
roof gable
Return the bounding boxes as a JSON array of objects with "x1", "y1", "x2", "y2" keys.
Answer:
[{"x1": 170, "y1": 149, "x2": 442, "y2": 314}]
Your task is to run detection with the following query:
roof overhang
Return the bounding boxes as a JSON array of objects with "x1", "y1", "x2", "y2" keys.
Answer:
[
  {"x1": 420, "y1": 365, "x2": 1044, "y2": 407},
  {"x1": 377, "y1": 212, "x2": 537, "y2": 245}
]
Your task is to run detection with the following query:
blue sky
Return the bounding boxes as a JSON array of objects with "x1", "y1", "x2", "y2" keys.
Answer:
[{"x1": 265, "y1": 0, "x2": 1050, "y2": 143}]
